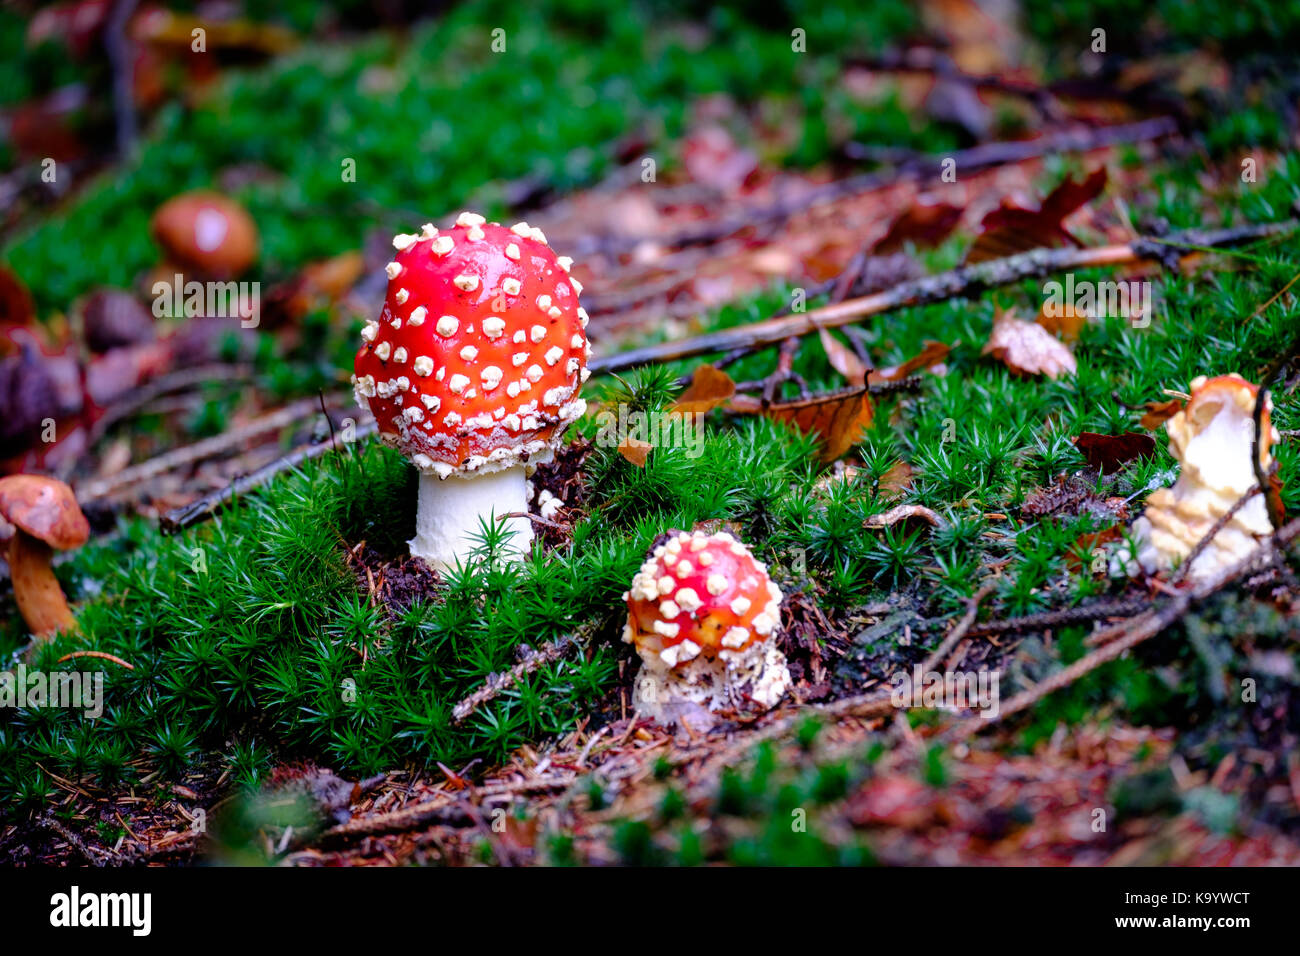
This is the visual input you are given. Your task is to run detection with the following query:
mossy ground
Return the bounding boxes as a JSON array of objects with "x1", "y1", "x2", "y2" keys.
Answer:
[{"x1": 3, "y1": 0, "x2": 1300, "y2": 862}]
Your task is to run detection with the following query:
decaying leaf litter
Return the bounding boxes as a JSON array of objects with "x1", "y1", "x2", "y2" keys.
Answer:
[{"x1": 3, "y1": 2, "x2": 1300, "y2": 866}]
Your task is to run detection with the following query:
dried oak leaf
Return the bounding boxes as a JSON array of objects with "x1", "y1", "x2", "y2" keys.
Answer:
[
  {"x1": 868, "y1": 339, "x2": 951, "y2": 385},
  {"x1": 1074, "y1": 431, "x2": 1155, "y2": 472},
  {"x1": 966, "y1": 167, "x2": 1107, "y2": 264},
  {"x1": 982, "y1": 308, "x2": 1076, "y2": 379},
  {"x1": 672, "y1": 363, "x2": 736, "y2": 414}
]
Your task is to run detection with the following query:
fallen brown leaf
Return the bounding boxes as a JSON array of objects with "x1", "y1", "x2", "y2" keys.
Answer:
[
  {"x1": 1138, "y1": 398, "x2": 1185, "y2": 430},
  {"x1": 966, "y1": 167, "x2": 1108, "y2": 264},
  {"x1": 1035, "y1": 300, "x2": 1088, "y2": 341},
  {"x1": 617, "y1": 437, "x2": 654, "y2": 467},
  {"x1": 734, "y1": 386, "x2": 875, "y2": 463},
  {"x1": 982, "y1": 308, "x2": 1076, "y2": 379},
  {"x1": 1074, "y1": 431, "x2": 1156, "y2": 472},
  {"x1": 672, "y1": 364, "x2": 736, "y2": 414},
  {"x1": 869, "y1": 340, "x2": 951, "y2": 385},
  {"x1": 872, "y1": 200, "x2": 965, "y2": 255},
  {"x1": 879, "y1": 460, "x2": 915, "y2": 498},
  {"x1": 818, "y1": 328, "x2": 869, "y2": 384}
]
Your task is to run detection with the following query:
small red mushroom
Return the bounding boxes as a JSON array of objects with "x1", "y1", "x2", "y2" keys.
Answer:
[
  {"x1": 623, "y1": 530, "x2": 791, "y2": 719},
  {"x1": 352, "y1": 212, "x2": 591, "y2": 569}
]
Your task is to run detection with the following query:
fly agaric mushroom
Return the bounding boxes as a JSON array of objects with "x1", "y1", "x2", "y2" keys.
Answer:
[
  {"x1": 151, "y1": 191, "x2": 259, "y2": 278},
  {"x1": 1117, "y1": 374, "x2": 1279, "y2": 582},
  {"x1": 623, "y1": 530, "x2": 791, "y2": 720},
  {"x1": 0, "y1": 475, "x2": 89, "y2": 639},
  {"x1": 352, "y1": 212, "x2": 590, "y2": 569}
]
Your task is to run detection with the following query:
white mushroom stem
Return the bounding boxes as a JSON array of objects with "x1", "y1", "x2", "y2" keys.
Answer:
[{"x1": 408, "y1": 465, "x2": 533, "y2": 571}]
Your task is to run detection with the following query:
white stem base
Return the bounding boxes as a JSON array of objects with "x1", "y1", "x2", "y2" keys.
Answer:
[{"x1": 409, "y1": 466, "x2": 533, "y2": 571}]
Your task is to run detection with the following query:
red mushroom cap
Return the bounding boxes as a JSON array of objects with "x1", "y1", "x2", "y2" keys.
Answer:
[
  {"x1": 352, "y1": 213, "x2": 590, "y2": 478},
  {"x1": 623, "y1": 530, "x2": 783, "y2": 667}
]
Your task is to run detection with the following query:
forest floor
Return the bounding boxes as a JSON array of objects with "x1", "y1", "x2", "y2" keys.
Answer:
[{"x1": 2, "y1": 1, "x2": 1299, "y2": 865}]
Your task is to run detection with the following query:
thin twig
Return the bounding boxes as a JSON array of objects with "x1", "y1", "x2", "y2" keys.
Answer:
[
  {"x1": 948, "y1": 514, "x2": 1300, "y2": 740},
  {"x1": 56, "y1": 650, "x2": 134, "y2": 670},
  {"x1": 1168, "y1": 486, "x2": 1261, "y2": 585},
  {"x1": 159, "y1": 418, "x2": 377, "y2": 534},
  {"x1": 104, "y1": 0, "x2": 140, "y2": 158},
  {"x1": 966, "y1": 597, "x2": 1149, "y2": 637},
  {"x1": 82, "y1": 396, "x2": 324, "y2": 501},
  {"x1": 587, "y1": 221, "x2": 1294, "y2": 375},
  {"x1": 452, "y1": 636, "x2": 581, "y2": 725}
]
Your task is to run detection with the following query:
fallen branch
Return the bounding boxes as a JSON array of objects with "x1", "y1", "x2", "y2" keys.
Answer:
[
  {"x1": 966, "y1": 597, "x2": 1149, "y2": 637},
  {"x1": 452, "y1": 635, "x2": 581, "y2": 725},
  {"x1": 87, "y1": 363, "x2": 253, "y2": 445},
  {"x1": 568, "y1": 117, "x2": 1179, "y2": 259},
  {"x1": 588, "y1": 220, "x2": 1295, "y2": 375},
  {"x1": 1167, "y1": 486, "x2": 1261, "y2": 587},
  {"x1": 947, "y1": 514, "x2": 1300, "y2": 741},
  {"x1": 682, "y1": 585, "x2": 995, "y2": 776},
  {"x1": 82, "y1": 396, "x2": 324, "y2": 501}
]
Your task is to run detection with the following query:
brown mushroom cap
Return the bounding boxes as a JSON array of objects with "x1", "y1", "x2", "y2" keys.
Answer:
[
  {"x1": 0, "y1": 475, "x2": 89, "y2": 550},
  {"x1": 151, "y1": 191, "x2": 259, "y2": 278}
]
